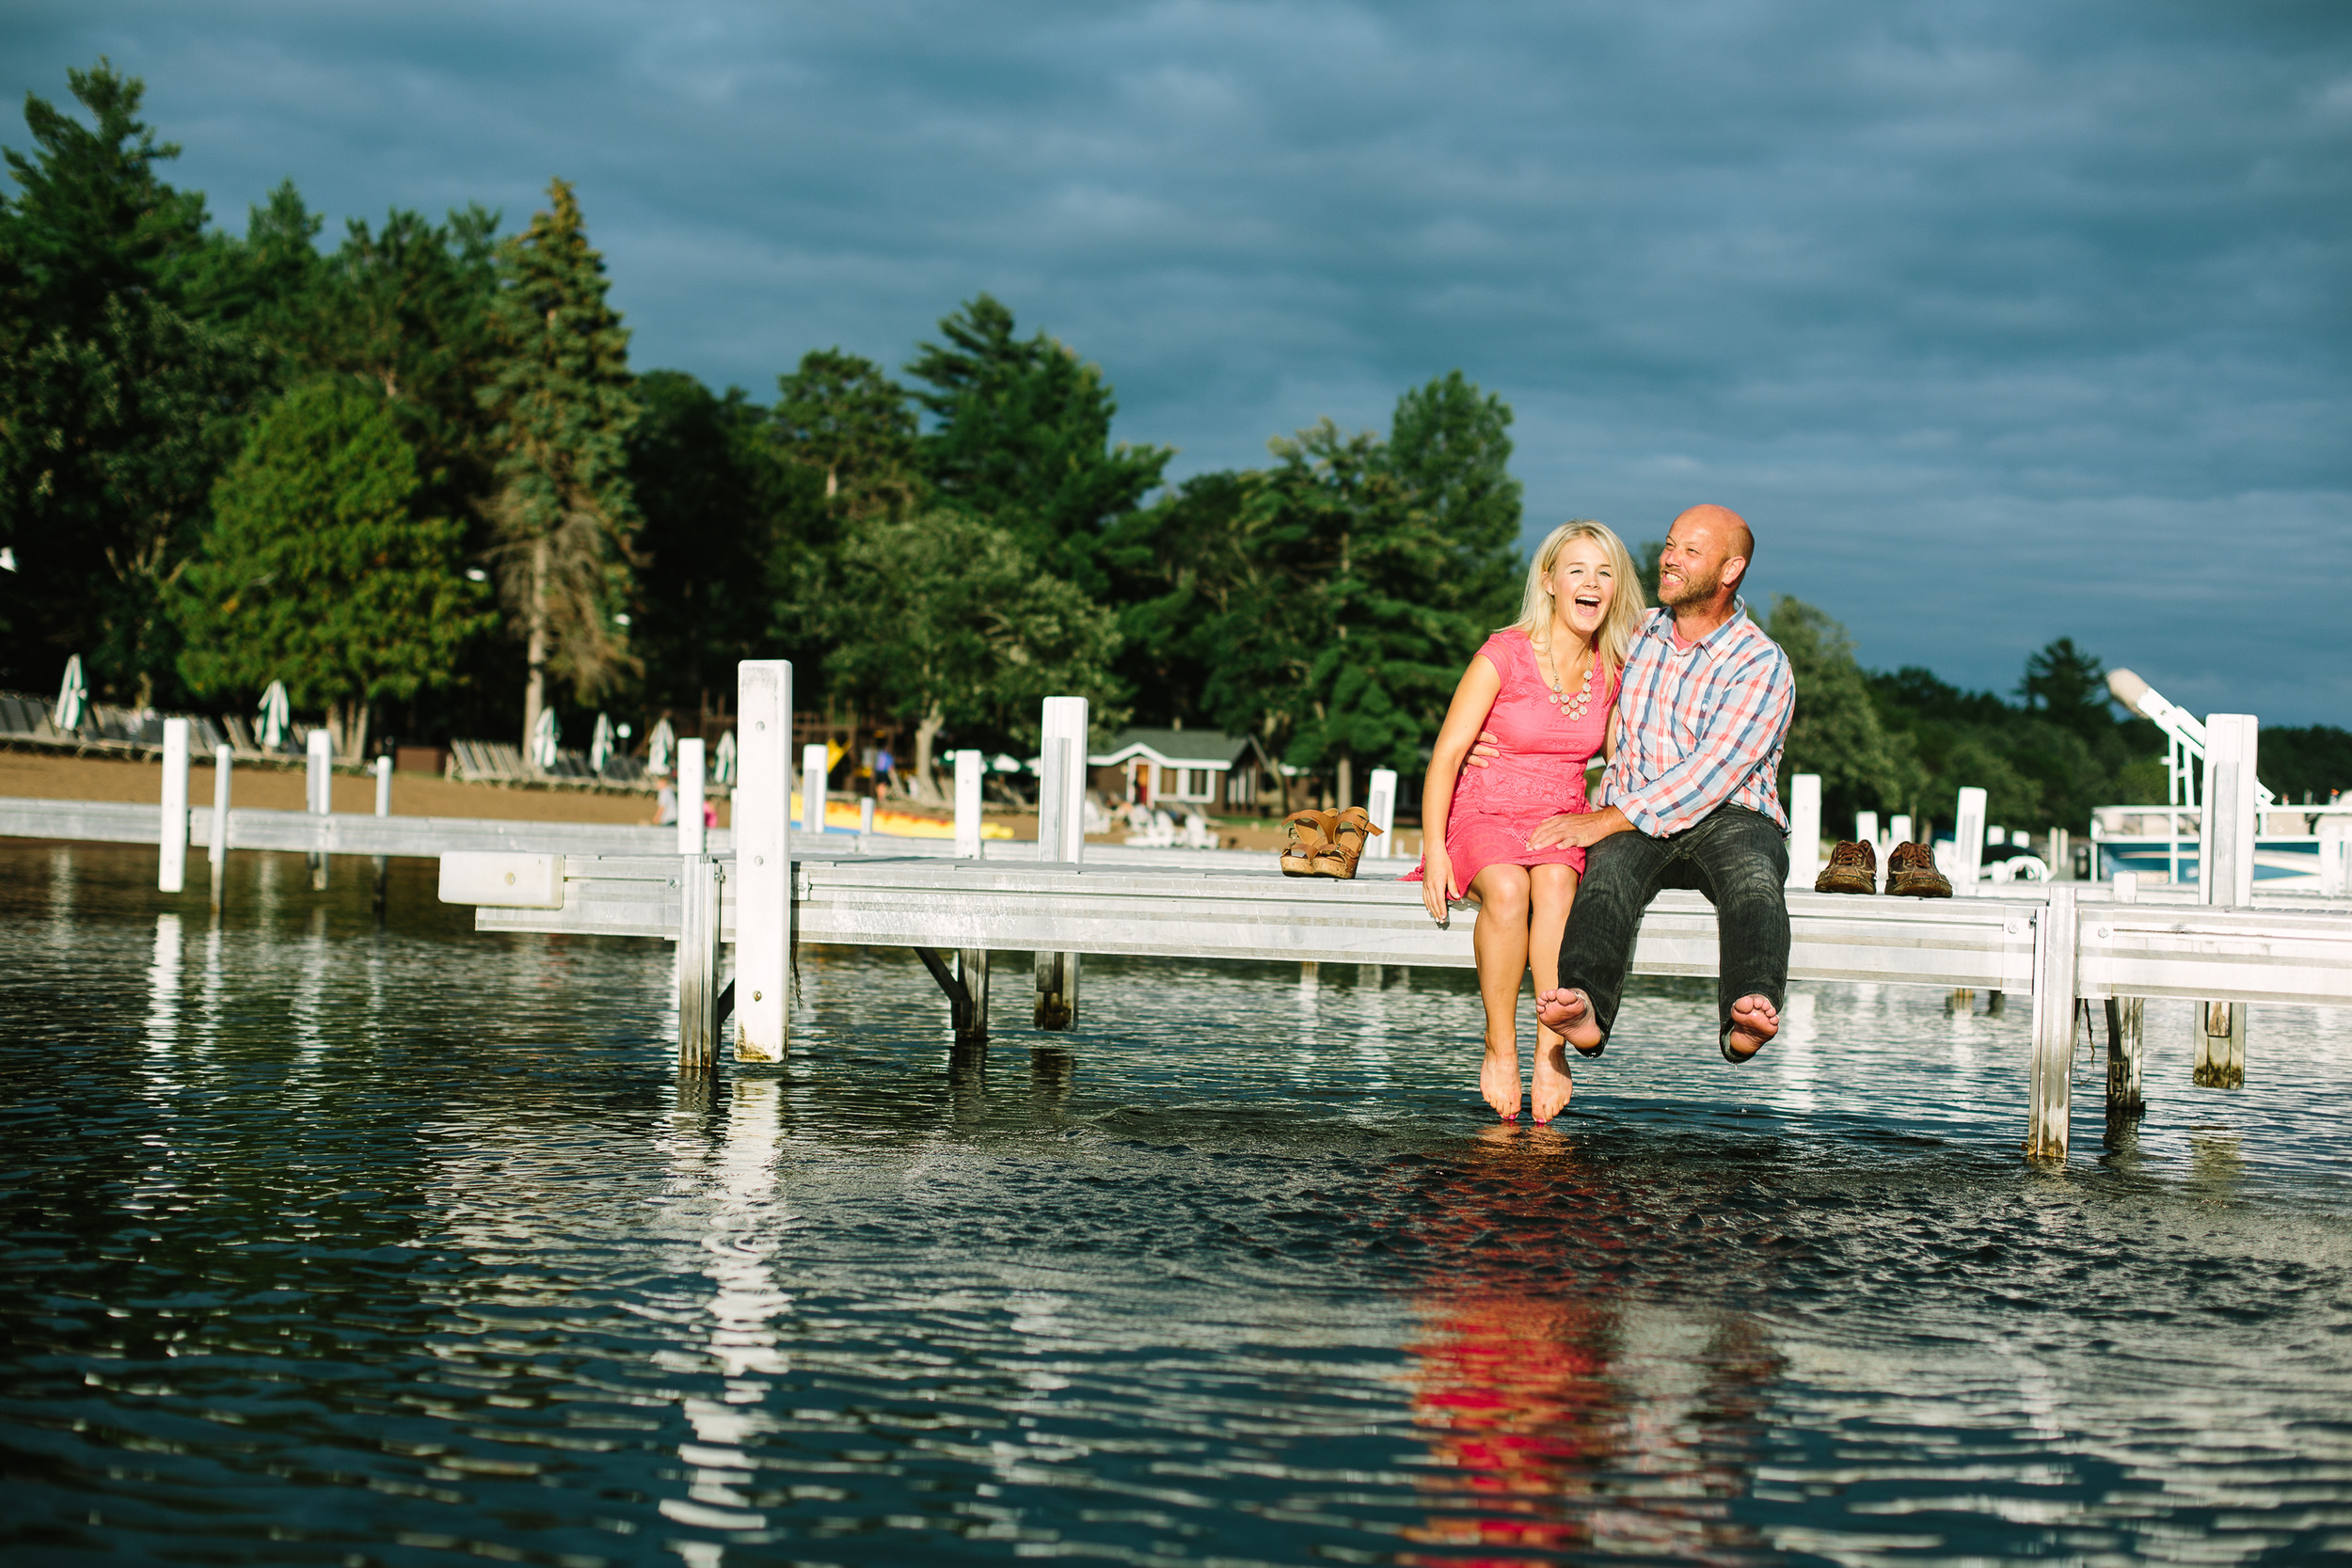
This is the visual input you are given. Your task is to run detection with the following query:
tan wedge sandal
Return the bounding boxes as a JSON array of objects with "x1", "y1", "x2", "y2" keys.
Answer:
[
  {"x1": 1279, "y1": 809, "x2": 1335, "y2": 877},
  {"x1": 1313, "y1": 807, "x2": 1385, "y2": 879}
]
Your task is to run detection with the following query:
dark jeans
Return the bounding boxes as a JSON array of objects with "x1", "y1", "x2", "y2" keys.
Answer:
[{"x1": 1559, "y1": 804, "x2": 1790, "y2": 1049}]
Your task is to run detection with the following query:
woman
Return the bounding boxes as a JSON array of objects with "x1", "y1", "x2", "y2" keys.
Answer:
[{"x1": 1407, "y1": 521, "x2": 1645, "y2": 1123}]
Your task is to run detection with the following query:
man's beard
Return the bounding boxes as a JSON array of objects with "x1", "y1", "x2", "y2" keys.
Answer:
[{"x1": 1656, "y1": 569, "x2": 1712, "y2": 609}]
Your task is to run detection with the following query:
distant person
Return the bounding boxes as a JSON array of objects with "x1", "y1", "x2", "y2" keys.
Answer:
[
  {"x1": 1406, "y1": 521, "x2": 1642, "y2": 1124},
  {"x1": 652, "y1": 783, "x2": 678, "y2": 827},
  {"x1": 874, "y1": 746, "x2": 896, "y2": 800},
  {"x1": 702, "y1": 796, "x2": 719, "y2": 830},
  {"x1": 1487, "y1": 504, "x2": 1794, "y2": 1071}
]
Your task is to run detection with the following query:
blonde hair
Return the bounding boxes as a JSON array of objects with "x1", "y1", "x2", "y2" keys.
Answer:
[{"x1": 1505, "y1": 519, "x2": 1646, "y2": 680}]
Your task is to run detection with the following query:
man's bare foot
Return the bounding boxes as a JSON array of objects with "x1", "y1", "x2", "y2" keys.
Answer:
[
  {"x1": 1530, "y1": 1036, "x2": 1573, "y2": 1122},
  {"x1": 1534, "y1": 988, "x2": 1604, "y2": 1054},
  {"x1": 1480, "y1": 1037, "x2": 1522, "y2": 1120},
  {"x1": 1724, "y1": 993, "x2": 1780, "y2": 1061}
]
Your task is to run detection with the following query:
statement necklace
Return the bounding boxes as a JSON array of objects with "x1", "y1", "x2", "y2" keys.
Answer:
[{"x1": 1537, "y1": 639, "x2": 1594, "y2": 722}]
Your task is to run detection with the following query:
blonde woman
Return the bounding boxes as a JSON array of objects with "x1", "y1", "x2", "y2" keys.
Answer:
[{"x1": 1406, "y1": 521, "x2": 1645, "y2": 1122}]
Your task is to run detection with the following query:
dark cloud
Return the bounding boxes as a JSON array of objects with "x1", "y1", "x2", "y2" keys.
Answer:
[{"x1": 8, "y1": 0, "x2": 2348, "y2": 719}]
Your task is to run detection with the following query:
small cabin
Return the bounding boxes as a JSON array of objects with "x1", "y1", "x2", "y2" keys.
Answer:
[{"x1": 1089, "y1": 727, "x2": 1279, "y2": 813}]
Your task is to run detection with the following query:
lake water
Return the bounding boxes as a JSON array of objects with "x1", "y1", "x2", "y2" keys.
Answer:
[{"x1": 5, "y1": 841, "x2": 2350, "y2": 1566}]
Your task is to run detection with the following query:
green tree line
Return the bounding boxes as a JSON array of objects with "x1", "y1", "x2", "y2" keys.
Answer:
[{"x1": 4, "y1": 61, "x2": 2343, "y2": 821}]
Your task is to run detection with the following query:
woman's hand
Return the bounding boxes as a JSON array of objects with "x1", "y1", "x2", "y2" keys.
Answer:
[{"x1": 1421, "y1": 847, "x2": 1457, "y2": 924}]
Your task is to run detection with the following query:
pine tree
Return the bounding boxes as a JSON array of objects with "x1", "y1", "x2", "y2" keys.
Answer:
[
  {"x1": 905, "y1": 294, "x2": 1169, "y2": 593},
  {"x1": 0, "y1": 61, "x2": 261, "y2": 701},
  {"x1": 478, "y1": 178, "x2": 640, "y2": 754},
  {"x1": 178, "y1": 381, "x2": 492, "y2": 755},
  {"x1": 772, "y1": 347, "x2": 918, "y2": 517},
  {"x1": 629, "y1": 370, "x2": 803, "y2": 713}
]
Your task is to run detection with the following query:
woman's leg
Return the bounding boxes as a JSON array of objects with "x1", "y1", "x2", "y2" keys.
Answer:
[
  {"x1": 1527, "y1": 863, "x2": 1580, "y2": 1121},
  {"x1": 1467, "y1": 863, "x2": 1533, "y2": 1119}
]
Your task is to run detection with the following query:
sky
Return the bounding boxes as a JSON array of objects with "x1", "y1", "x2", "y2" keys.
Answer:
[{"x1": 8, "y1": 0, "x2": 2350, "y2": 721}]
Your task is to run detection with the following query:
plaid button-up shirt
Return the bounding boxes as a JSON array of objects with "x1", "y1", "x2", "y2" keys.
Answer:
[{"x1": 1600, "y1": 599, "x2": 1794, "y2": 837}]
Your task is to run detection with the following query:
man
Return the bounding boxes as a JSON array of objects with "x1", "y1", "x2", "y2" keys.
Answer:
[{"x1": 1483, "y1": 503, "x2": 1795, "y2": 1062}]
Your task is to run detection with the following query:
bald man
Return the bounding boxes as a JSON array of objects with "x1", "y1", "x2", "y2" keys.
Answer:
[{"x1": 1501, "y1": 503, "x2": 1796, "y2": 1065}]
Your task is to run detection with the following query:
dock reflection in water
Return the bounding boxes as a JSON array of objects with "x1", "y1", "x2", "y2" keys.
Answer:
[{"x1": 3, "y1": 841, "x2": 2350, "y2": 1566}]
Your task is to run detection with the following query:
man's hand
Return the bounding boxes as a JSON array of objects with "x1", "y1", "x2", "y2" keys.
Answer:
[
  {"x1": 1527, "y1": 804, "x2": 1633, "y2": 851},
  {"x1": 1463, "y1": 729, "x2": 1502, "y2": 768}
]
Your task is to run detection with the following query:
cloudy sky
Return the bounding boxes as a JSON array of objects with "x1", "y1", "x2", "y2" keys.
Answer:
[{"x1": 8, "y1": 0, "x2": 2349, "y2": 721}]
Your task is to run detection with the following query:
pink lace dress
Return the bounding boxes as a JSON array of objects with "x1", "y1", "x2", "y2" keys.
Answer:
[{"x1": 1405, "y1": 630, "x2": 1616, "y2": 891}]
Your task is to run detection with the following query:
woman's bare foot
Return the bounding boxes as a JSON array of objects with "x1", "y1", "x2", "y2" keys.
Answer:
[
  {"x1": 1724, "y1": 993, "x2": 1780, "y2": 1061},
  {"x1": 1480, "y1": 1036, "x2": 1522, "y2": 1120},
  {"x1": 1534, "y1": 987, "x2": 1605, "y2": 1054},
  {"x1": 1530, "y1": 1034, "x2": 1573, "y2": 1122}
]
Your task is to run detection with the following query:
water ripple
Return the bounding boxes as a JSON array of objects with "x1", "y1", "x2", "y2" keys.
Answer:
[{"x1": 3, "y1": 843, "x2": 2349, "y2": 1565}]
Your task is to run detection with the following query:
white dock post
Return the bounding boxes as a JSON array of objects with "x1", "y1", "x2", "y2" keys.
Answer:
[
  {"x1": 2320, "y1": 816, "x2": 2352, "y2": 897},
  {"x1": 954, "y1": 750, "x2": 983, "y2": 859},
  {"x1": 860, "y1": 798, "x2": 876, "y2": 840},
  {"x1": 1034, "y1": 695, "x2": 1089, "y2": 1030},
  {"x1": 1854, "y1": 810, "x2": 1877, "y2": 851},
  {"x1": 677, "y1": 738, "x2": 707, "y2": 855},
  {"x1": 734, "y1": 661, "x2": 792, "y2": 1063},
  {"x1": 1365, "y1": 768, "x2": 1398, "y2": 858},
  {"x1": 2026, "y1": 883, "x2": 2081, "y2": 1160},
  {"x1": 801, "y1": 742, "x2": 829, "y2": 835},
  {"x1": 208, "y1": 743, "x2": 231, "y2": 909},
  {"x1": 1786, "y1": 774, "x2": 1820, "y2": 888},
  {"x1": 372, "y1": 754, "x2": 393, "y2": 913},
  {"x1": 306, "y1": 727, "x2": 332, "y2": 888},
  {"x1": 1953, "y1": 787, "x2": 1987, "y2": 894},
  {"x1": 2195, "y1": 713, "x2": 2259, "y2": 1087},
  {"x1": 1889, "y1": 814, "x2": 1912, "y2": 847},
  {"x1": 676, "y1": 853, "x2": 722, "y2": 1071},
  {"x1": 158, "y1": 717, "x2": 190, "y2": 893},
  {"x1": 306, "y1": 727, "x2": 331, "y2": 812}
]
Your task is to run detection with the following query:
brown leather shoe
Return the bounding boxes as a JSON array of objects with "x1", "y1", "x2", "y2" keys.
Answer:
[
  {"x1": 1279, "y1": 810, "x2": 1332, "y2": 878},
  {"x1": 1814, "y1": 839, "x2": 1877, "y2": 895},
  {"x1": 1885, "y1": 841, "x2": 1953, "y2": 897},
  {"x1": 1315, "y1": 807, "x2": 1385, "y2": 879}
]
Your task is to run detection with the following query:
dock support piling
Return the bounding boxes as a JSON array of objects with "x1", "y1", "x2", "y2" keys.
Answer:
[
  {"x1": 917, "y1": 946, "x2": 991, "y2": 1043},
  {"x1": 676, "y1": 853, "x2": 722, "y2": 1071},
  {"x1": 2194, "y1": 1001, "x2": 2246, "y2": 1089},
  {"x1": 208, "y1": 744, "x2": 230, "y2": 911},
  {"x1": 733, "y1": 661, "x2": 793, "y2": 1063},
  {"x1": 2026, "y1": 884, "x2": 2080, "y2": 1160},
  {"x1": 2192, "y1": 713, "x2": 2259, "y2": 1087},
  {"x1": 1033, "y1": 698, "x2": 1089, "y2": 1031},
  {"x1": 2105, "y1": 996, "x2": 2145, "y2": 1124},
  {"x1": 158, "y1": 717, "x2": 189, "y2": 894}
]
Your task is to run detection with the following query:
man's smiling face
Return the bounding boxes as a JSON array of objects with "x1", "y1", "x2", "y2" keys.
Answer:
[{"x1": 1655, "y1": 505, "x2": 1750, "y2": 610}]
